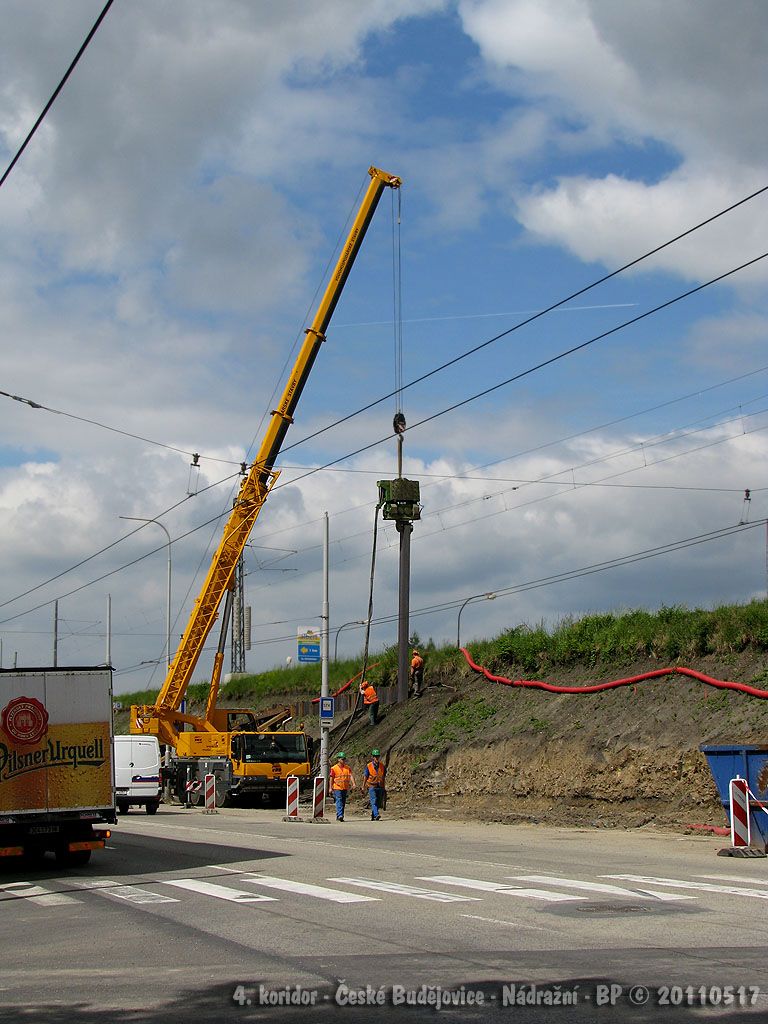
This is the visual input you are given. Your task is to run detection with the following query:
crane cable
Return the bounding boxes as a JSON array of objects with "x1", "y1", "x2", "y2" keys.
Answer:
[{"x1": 328, "y1": 502, "x2": 382, "y2": 761}]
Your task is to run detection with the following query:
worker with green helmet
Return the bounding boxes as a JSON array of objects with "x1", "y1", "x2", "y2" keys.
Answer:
[
  {"x1": 361, "y1": 748, "x2": 386, "y2": 821},
  {"x1": 329, "y1": 752, "x2": 355, "y2": 821}
]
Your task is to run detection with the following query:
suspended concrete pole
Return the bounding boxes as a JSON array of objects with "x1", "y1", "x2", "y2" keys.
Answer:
[{"x1": 378, "y1": 416, "x2": 420, "y2": 703}]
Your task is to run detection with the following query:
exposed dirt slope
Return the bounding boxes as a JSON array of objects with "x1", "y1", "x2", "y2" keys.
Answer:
[{"x1": 284, "y1": 652, "x2": 768, "y2": 830}]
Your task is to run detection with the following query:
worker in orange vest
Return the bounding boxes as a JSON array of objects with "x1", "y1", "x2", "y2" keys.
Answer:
[
  {"x1": 329, "y1": 752, "x2": 355, "y2": 821},
  {"x1": 361, "y1": 748, "x2": 386, "y2": 821},
  {"x1": 360, "y1": 679, "x2": 380, "y2": 726},
  {"x1": 410, "y1": 649, "x2": 424, "y2": 697}
]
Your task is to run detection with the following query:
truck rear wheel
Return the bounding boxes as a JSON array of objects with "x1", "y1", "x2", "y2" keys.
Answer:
[
  {"x1": 55, "y1": 847, "x2": 91, "y2": 867},
  {"x1": 117, "y1": 801, "x2": 129, "y2": 815},
  {"x1": 145, "y1": 801, "x2": 159, "y2": 815}
]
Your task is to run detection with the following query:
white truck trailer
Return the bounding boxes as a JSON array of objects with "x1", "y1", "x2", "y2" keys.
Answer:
[{"x1": 0, "y1": 666, "x2": 116, "y2": 866}]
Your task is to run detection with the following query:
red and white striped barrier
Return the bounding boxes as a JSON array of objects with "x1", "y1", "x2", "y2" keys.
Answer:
[
  {"x1": 285, "y1": 775, "x2": 300, "y2": 819},
  {"x1": 729, "y1": 777, "x2": 750, "y2": 848},
  {"x1": 204, "y1": 773, "x2": 217, "y2": 814},
  {"x1": 312, "y1": 776, "x2": 325, "y2": 819}
]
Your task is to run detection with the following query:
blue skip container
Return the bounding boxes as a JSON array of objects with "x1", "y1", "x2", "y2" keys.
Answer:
[{"x1": 699, "y1": 744, "x2": 768, "y2": 851}]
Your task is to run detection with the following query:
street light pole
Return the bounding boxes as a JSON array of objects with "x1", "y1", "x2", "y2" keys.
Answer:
[
  {"x1": 334, "y1": 620, "x2": 368, "y2": 662},
  {"x1": 457, "y1": 592, "x2": 497, "y2": 648},
  {"x1": 120, "y1": 515, "x2": 172, "y2": 669}
]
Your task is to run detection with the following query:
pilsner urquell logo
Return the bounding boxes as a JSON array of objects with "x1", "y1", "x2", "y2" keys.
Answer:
[{"x1": 1, "y1": 696, "x2": 49, "y2": 746}]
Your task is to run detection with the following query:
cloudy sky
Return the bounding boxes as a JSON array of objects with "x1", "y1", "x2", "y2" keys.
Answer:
[{"x1": 1, "y1": 0, "x2": 767, "y2": 695}]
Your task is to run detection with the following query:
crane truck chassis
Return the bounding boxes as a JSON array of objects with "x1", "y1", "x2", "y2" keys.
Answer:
[{"x1": 131, "y1": 167, "x2": 402, "y2": 798}]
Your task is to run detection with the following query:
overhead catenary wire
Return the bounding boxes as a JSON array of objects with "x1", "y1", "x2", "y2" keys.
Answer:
[
  {"x1": 231, "y1": 362, "x2": 768, "y2": 548},
  {"x1": 4, "y1": 185, "x2": 768, "y2": 466},
  {"x1": 276, "y1": 184, "x2": 768, "y2": 458},
  {"x1": 3, "y1": 216, "x2": 767, "y2": 627},
  {"x1": 0, "y1": 0, "x2": 116, "y2": 191},
  {"x1": 244, "y1": 417, "x2": 768, "y2": 598},
  {"x1": 110, "y1": 518, "x2": 768, "y2": 679},
  {"x1": 5, "y1": 366, "x2": 765, "y2": 626}
]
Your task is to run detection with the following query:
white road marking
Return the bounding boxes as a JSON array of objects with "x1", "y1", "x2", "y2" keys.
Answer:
[
  {"x1": 606, "y1": 874, "x2": 768, "y2": 899},
  {"x1": 241, "y1": 874, "x2": 377, "y2": 903},
  {"x1": 92, "y1": 886, "x2": 179, "y2": 904},
  {"x1": 698, "y1": 874, "x2": 768, "y2": 885},
  {"x1": 511, "y1": 874, "x2": 695, "y2": 902},
  {"x1": 419, "y1": 876, "x2": 586, "y2": 902},
  {"x1": 162, "y1": 878, "x2": 277, "y2": 903},
  {"x1": 511, "y1": 875, "x2": 653, "y2": 899},
  {"x1": 330, "y1": 877, "x2": 480, "y2": 903},
  {"x1": 0, "y1": 882, "x2": 78, "y2": 906},
  {"x1": 460, "y1": 914, "x2": 548, "y2": 931}
]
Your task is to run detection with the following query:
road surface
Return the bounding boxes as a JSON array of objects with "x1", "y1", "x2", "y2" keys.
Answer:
[{"x1": 1, "y1": 805, "x2": 766, "y2": 1022}]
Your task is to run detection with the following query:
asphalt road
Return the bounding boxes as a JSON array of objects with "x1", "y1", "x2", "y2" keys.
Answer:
[{"x1": 1, "y1": 805, "x2": 767, "y2": 1023}]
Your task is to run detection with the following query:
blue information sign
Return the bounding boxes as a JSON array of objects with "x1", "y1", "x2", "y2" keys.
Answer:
[
  {"x1": 319, "y1": 697, "x2": 335, "y2": 726},
  {"x1": 297, "y1": 628, "x2": 321, "y2": 664}
]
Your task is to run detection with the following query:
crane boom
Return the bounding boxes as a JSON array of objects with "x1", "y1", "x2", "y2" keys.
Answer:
[{"x1": 132, "y1": 167, "x2": 401, "y2": 747}]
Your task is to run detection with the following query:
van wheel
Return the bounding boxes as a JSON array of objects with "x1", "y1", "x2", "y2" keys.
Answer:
[
  {"x1": 145, "y1": 801, "x2": 159, "y2": 815},
  {"x1": 117, "y1": 801, "x2": 129, "y2": 815}
]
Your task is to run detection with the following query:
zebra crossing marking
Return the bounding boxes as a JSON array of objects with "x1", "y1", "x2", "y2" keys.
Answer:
[
  {"x1": 329, "y1": 877, "x2": 481, "y2": 903},
  {"x1": 162, "y1": 878, "x2": 277, "y2": 903},
  {"x1": 511, "y1": 874, "x2": 696, "y2": 902},
  {"x1": 418, "y1": 875, "x2": 586, "y2": 902},
  {"x1": 0, "y1": 881, "x2": 79, "y2": 906},
  {"x1": 240, "y1": 874, "x2": 377, "y2": 903},
  {"x1": 606, "y1": 874, "x2": 768, "y2": 900}
]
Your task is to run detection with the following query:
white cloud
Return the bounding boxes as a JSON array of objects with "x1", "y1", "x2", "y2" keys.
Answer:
[{"x1": 458, "y1": 0, "x2": 768, "y2": 279}]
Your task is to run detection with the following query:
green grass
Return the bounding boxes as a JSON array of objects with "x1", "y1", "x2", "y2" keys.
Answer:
[
  {"x1": 486, "y1": 600, "x2": 768, "y2": 672},
  {"x1": 427, "y1": 697, "x2": 497, "y2": 745},
  {"x1": 116, "y1": 599, "x2": 768, "y2": 712}
]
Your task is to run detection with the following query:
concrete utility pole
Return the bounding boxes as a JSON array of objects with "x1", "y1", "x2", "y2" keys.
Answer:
[
  {"x1": 53, "y1": 600, "x2": 59, "y2": 667},
  {"x1": 106, "y1": 594, "x2": 112, "y2": 666},
  {"x1": 320, "y1": 512, "x2": 330, "y2": 789},
  {"x1": 378, "y1": 416, "x2": 420, "y2": 703}
]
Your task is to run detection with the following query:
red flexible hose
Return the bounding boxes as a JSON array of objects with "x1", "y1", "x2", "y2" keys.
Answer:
[
  {"x1": 311, "y1": 662, "x2": 381, "y2": 703},
  {"x1": 460, "y1": 648, "x2": 768, "y2": 699}
]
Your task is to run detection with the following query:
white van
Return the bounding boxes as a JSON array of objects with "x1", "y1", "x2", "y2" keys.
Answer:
[{"x1": 113, "y1": 735, "x2": 162, "y2": 815}]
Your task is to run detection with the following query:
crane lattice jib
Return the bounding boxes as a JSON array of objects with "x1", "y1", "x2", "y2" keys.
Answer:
[{"x1": 152, "y1": 167, "x2": 401, "y2": 719}]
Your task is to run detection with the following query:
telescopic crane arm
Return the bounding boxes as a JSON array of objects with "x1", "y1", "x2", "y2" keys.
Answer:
[{"x1": 132, "y1": 167, "x2": 401, "y2": 747}]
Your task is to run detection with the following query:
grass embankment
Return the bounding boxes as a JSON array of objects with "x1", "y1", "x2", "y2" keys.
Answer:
[{"x1": 118, "y1": 600, "x2": 768, "y2": 713}]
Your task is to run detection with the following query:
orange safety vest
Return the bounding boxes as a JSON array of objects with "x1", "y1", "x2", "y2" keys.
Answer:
[
  {"x1": 361, "y1": 684, "x2": 378, "y2": 705},
  {"x1": 365, "y1": 760, "x2": 385, "y2": 787},
  {"x1": 330, "y1": 763, "x2": 353, "y2": 791},
  {"x1": 411, "y1": 655, "x2": 424, "y2": 671}
]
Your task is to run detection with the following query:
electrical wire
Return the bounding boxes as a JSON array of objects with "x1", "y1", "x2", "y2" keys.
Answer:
[
  {"x1": 0, "y1": 0, "x2": 116, "y2": 190},
  {"x1": 277, "y1": 184, "x2": 768, "y2": 458},
  {"x1": 233, "y1": 363, "x2": 768, "y2": 549},
  {"x1": 3, "y1": 215, "x2": 766, "y2": 629}
]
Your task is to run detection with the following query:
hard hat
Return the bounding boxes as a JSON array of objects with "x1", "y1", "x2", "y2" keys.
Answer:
[
  {"x1": 336, "y1": 751, "x2": 346, "y2": 759},
  {"x1": 371, "y1": 748, "x2": 380, "y2": 756},
  {"x1": 413, "y1": 648, "x2": 420, "y2": 654}
]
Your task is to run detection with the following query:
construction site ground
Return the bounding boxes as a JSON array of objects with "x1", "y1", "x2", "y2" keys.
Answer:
[{"x1": 267, "y1": 651, "x2": 768, "y2": 832}]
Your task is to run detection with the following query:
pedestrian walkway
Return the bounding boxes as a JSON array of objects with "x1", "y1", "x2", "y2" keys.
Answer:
[{"x1": 3, "y1": 867, "x2": 745, "y2": 917}]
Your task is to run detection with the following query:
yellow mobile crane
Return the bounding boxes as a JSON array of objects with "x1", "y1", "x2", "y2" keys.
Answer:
[{"x1": 131, "y1": 167, "x2": 401, "y2": 806}]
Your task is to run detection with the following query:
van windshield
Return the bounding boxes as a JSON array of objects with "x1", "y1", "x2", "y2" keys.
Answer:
[{"x1": 237, "y1": 734, "x2": 307, "y2": 763}]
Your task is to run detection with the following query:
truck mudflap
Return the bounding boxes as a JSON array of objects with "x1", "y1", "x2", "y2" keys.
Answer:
[{"x1": 68, "y1": 831, "x2": 110, "y2": 853}]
